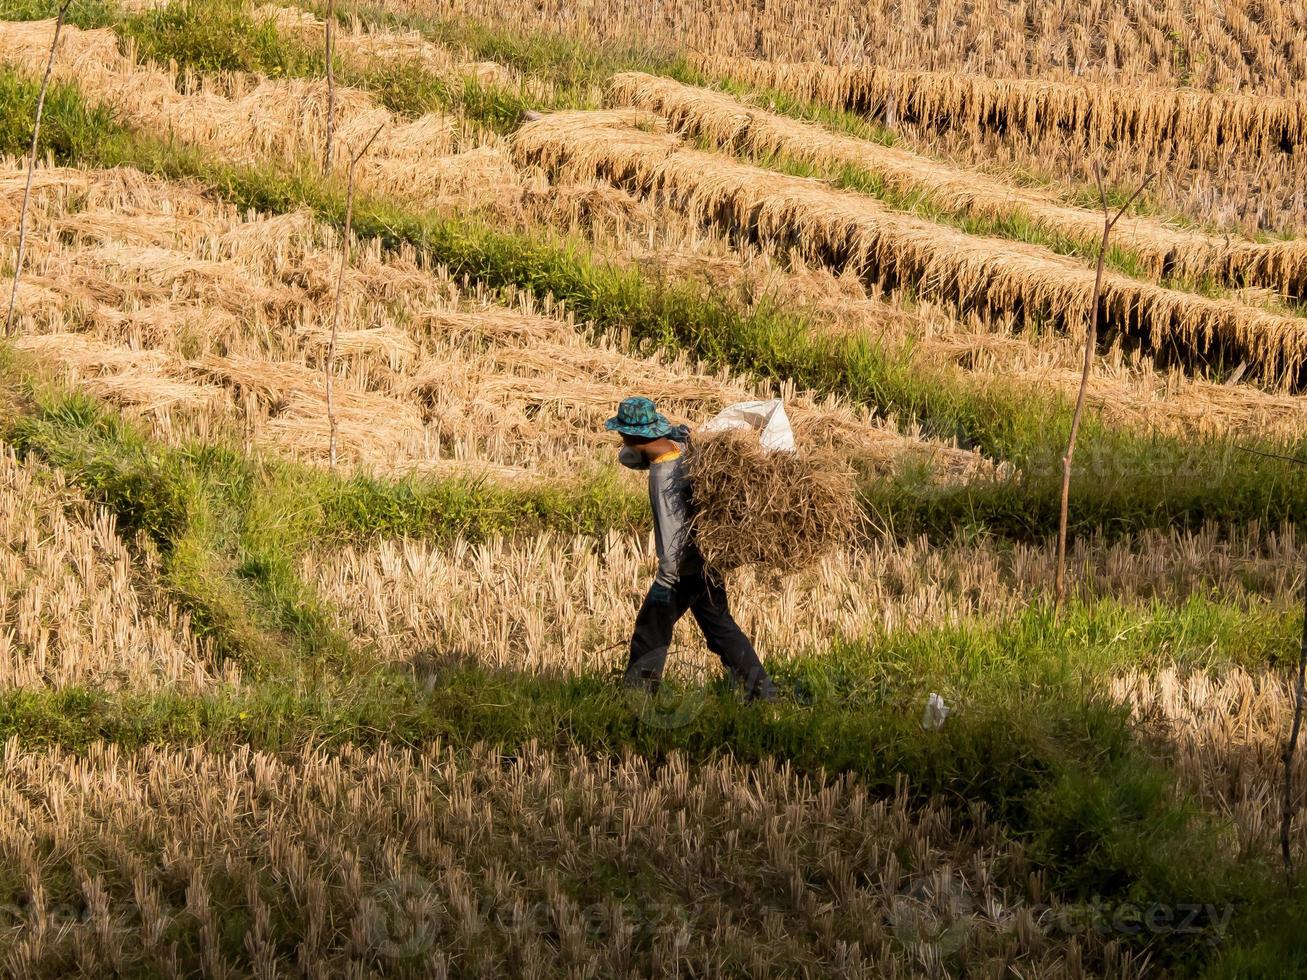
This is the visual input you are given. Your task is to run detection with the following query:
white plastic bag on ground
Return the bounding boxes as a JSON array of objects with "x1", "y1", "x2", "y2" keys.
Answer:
[
  {"x1": 698, "y1": 399, "x2": 796, "y2": 454},
  {"x1": 921, "y1": 693, "x2": 950, "y2": 731}
]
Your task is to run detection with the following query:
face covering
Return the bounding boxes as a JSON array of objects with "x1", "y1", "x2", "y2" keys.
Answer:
[{"x1": 618, "y1": 446, "x2": 650, "y2": 470}]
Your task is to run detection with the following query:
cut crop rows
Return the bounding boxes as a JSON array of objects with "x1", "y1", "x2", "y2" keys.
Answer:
[
  {"x1": 515, "y1": 111, "x2": 1307, "y2": 387},
  {"x1": 610, "y1": 71, "x2": 1307, "y2": 299}
]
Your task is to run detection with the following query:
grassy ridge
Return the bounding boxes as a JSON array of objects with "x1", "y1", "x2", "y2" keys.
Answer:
[
  {"x1": 734, "y1": 141, "x2": 1234, "y2": 298},
  {"x1": 0, "y1": 0, "x2": 541, "y2": 130},
  {"x1": 0, "y1": 355, "x2": 644, "y2": 677}
]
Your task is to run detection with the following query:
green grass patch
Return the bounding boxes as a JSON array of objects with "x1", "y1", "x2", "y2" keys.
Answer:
[
  {"x1": 117, "y1": 0, "x2": 310, "y2": 75},
  {"x1": 0, "y1": 0, "x2": 116, "y2": 26},
  {"x1": 115, "y1": 0, "x2": 539, "y2": 132},
  {"x1": 0, "y1": 71, "x2": 117, "y2": 163}
]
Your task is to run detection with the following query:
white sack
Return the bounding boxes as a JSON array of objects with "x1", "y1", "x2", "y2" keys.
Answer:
[{"x1": 698, "y1": 399, "x2": 796, "y2": 454}]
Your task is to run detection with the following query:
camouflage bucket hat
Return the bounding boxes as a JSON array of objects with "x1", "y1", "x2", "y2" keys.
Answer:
[{"x1": 604, "y1": 396, "x2": 674, "y2": 438}]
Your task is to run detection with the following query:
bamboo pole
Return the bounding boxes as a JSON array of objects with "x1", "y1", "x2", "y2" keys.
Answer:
[
  {"x1": 326, "y1": 122, "x2": 384, "y2": 468},
  {"x1": 323, "y1": 0, "x2": 336, "y2": 176},
  {"x1": 4, "y1": 0, "x2": 73, "y2": 339},
  {"x1": 1054, "y1": 165, "x2": 1155, "y2": 613}
]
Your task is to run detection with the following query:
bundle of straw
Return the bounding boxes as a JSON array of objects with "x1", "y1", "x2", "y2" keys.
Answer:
[{"x1": 684, "y1": 428, "x2": 861, "y2": 575}]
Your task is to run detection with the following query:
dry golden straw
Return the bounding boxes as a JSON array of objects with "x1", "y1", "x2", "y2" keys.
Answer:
[
  {"x1": 0, "y1": 738, "x2": 1150, "y2": 977},
  {"x1": 0, "y1": 164, "x2": 983, "y2": 481},
  {"x1": 0, "y1": 19, "x2": 520, "y2": 210},
  {"x1": 325, "y1": 121, "x2": 386, "y2": 467},
  {"x1": 608, "y1": 71, "x2": 1307, "y2": 298},
  {"x1": 253, "y1": 3, "x2": 514, "y2": 90},
  {"x1": 370, "y1": 0, "x2": 1307, "y2": 95},
  {"x1": 684, "y1": 428, "x2": 861, "y2": 575},
  {"x1": 2, "y1": 3, "x2": 70, "y2": 339},
  {"x1": 515, "y1": 111, "x2": 1307, "y2": 387},
  {"x1": 695, "y1": 56, "x2": 1307, "y2": 163},
  {"x1": 1, "y1": 19, "x2": 1302, "y2": 425},
  {"x1": 1114, "y1": 666, "x2": 1307, "y2": 864},
  {"x1": 360, "y1": 0, "x2": 1306, "y2": 233}
]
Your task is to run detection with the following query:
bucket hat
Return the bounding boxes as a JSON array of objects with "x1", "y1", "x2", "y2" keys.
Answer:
[{"x1": 604, "y1": 396, "x2": 674, "y2": 439}]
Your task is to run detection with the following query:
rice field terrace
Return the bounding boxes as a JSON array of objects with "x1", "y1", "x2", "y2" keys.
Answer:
[{"x1": 0, "y1": 0, "x2": 1304, "y2": 976}]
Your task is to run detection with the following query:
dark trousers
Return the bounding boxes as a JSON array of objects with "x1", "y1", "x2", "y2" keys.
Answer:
[{"x1": 625, "y1": 573, "x2": 771, "y2": 696}]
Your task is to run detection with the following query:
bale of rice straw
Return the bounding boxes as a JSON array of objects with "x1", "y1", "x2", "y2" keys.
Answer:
[{"x1": 684, "y1": 427, "x2": 860, "y2": 575}]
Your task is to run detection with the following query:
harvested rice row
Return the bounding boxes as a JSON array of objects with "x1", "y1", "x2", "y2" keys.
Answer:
[
  {"x1": 368, "y1": 0, "x2": 1307, "y2": 94},
  {"x1": 0, "y1": 450, "x2": 230, "y2": 692},
  {"x1": 905, "y1": 110, "x2": 1304, "y2": 241},
  {"x1": 691, "y1": 56, "x2": 1307, "y2": 163},
  {"x1": 0, "y1": 738, "x2": 1143, "y2": 977},
  {"x1": 0, "y1": 19, "x2": 521, "y2": 210},
  {"x1": 308, "y1": 521, "x2": 1307, "y2": 866},
  {"x1": 2, "y1": 164, "x2": 984, "y2": 482},
  {"x1": 2, "y1": 167, "x2": 1301, "y2": 461},
  {"x1": 689, "y1": 54, "x2": 1307, "y2": 236},
  {"x1": 302, "y1": 522, "x2": 1301, "y2": 677},
  {"x1": 609, "y1": 72, "x2": 1307, "y2": 298},
  {"x1": 513, "y1": 111, "x2": 1307, "y2": 387},
  {"x1": 579, "y1": 185, "x2": 1307, "y2": 444},
  {"x1": 308, "y1": 519, "x2": 1307, "y2": 866},
  {"x1": 1, "y1": 41, "x2": 1299, "y2": 435},
  {"x1": 8, "y1": 162, "x2": 1303, "y2": 483}
]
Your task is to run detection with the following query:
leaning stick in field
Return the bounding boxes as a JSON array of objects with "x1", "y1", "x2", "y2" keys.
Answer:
[
  {"x1": 1054, "y1": 165, "x2": 1155, "y2": 612},
  {"x1": 326, "y1": 122, "x2": 384, "y2": 467},
  {"x1": 1282, "y1": 526, "x2": 1307, "y2": 885},
  {"x1": 1226, "y1": 449, "x2": 1307, "y2": 885},
  {"x1": 323, "y1": 0, "x2": 336, "y2": 176},
  {"x1": 4, "y1": 0, "x2": 73, "y2": 338}
]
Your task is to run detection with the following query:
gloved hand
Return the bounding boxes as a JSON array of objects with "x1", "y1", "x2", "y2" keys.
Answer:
[{"x1": 647, "y1": 583, "x2": 674, "y2": 607}]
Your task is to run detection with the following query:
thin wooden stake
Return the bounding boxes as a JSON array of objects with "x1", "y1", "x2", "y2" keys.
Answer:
[
  {"x1": 1054, "y1": 165, "x2": 1155, "y2": 613},
  {"x1": 1282, "y1": 531, "x2": 1307, "y2": 886},
  {"x1": 323, "y1": 0, "x2": 336, "y2": 176},
  {"x1": 1232, "y1": 443, "x2": 1307, "y2": 884},
  {"x1": 4, "y1": 1, "x2": 73, "y2": 338},
  {"x1": 326, "y1": 122, "x2": 383, "y2": 467}
]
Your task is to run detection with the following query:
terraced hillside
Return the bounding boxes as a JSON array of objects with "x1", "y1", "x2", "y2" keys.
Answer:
[{"x1": 0, "y1": 0, "x2": 1304, "y2": 975}]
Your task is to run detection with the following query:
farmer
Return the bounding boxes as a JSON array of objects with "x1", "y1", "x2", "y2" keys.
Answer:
[{"x1": 606, "y1": 396, "x2": 779, "y2": 703}]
